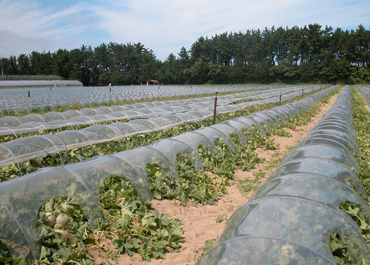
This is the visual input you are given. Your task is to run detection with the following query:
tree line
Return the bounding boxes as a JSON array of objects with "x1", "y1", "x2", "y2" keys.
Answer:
[{"x1": 1, "y1": 24, "x2": 369, "y2": 85}]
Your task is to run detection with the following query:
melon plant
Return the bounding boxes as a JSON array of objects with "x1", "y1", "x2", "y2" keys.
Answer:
[
  {"x1": 44, "y1": 212, "x2": 56, "y2": 227},
  {"x1": 55, "y1": 214, "x2": 70, "y2": 227}
]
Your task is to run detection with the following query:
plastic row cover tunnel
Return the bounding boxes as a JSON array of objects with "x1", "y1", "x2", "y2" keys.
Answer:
[
  {"x1": 197, "y1": 86, "x2": 370, "y2": 265},
  {"x1": 0, "y1": 85, "x2": 324, "y2": 117},
  {"x1": 0, "y1": 84, "x2": 275, "y2": 114},
  {"x1": 356, "y1": 85, "x2": 370, "y2": 107},
  {"x1": 0, "y1": 86, "x2": 337, "y2": 262},
  {"x1": 0, "y1": 86, "x2": 334, "y2": 170},
  {"x1": 0, "y1": 85, "x2": 317, "y2": 135}
]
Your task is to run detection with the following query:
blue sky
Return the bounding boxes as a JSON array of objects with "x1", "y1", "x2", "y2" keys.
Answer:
[{"x1": 0, "y1": 0, "x2": 369, "y2": 61}]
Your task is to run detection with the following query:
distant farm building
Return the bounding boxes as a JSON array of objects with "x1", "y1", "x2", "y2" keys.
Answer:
[
  {"x1": 147, "y1": 79, "x2": 160, "y2": 85},
  {"x1": 0, "y1": 80, "x2": 83, "y2": 89}
]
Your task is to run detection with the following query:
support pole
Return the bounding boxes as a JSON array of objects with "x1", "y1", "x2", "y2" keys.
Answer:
[
  {"x1": 213, "y1": 92, "x2": 218, "y2": 125},
  {"x1": 28, "y1": 90, "x2": 30, "y2": 98},
  {"x1": 279, "y1": 92, "x2": 282, "y2": 106},
  {"x1": 302, "y1": 89, "x2": 304, "y2": 99}
]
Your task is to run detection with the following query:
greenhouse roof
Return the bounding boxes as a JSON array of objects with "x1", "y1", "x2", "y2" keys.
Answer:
[{"x1": 0, "y1": 80, "x2": 83, "y2": 88}]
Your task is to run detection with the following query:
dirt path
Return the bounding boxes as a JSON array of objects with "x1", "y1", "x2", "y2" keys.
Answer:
[
  {"x1": 357, "y1": 85, "x2": 370, "y2": 112},
  {"x1": 89, "y1": 93, "x2": 340, "y2": 265}
]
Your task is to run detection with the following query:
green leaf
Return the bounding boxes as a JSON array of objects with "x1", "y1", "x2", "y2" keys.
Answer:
[
  {"x1": 170, "y1": 227, "x2": 183, "y2": 237},
  {"x1": 202, "y1": 239, "x2": 216, "y2": 255},
  {"x1": 157, "y1": 240, "x2": 167, "y2": 249},
  {"x1": 119, "y1": 201, "x2": 134, "y2": 216}
]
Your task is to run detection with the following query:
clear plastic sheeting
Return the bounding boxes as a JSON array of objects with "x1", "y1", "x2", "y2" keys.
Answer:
[
  {"x1": 306, "y1": 128, "x2": 358, "y2": 148},
  {"x1": 148, "y1": 139, "x2": 203, "y2": 171},
  {"x1": 252, "y1": 173, "x2": 370, "y2": 218},
  {"x1": 0, "y1": 85, "x2": 333, "y2": 170},
  {"x1": 253, "y1": 111, "x2": 280, "y2": 126},
  {"x1": 171, "y1": 132, "x2": 220, "y2": 155},
  {"x1": 0, "y1": 84, "x2": 317, "y2": 118},
  {"x1": 356, "y1": 85, "x2": 370, "y2": 107},
  {"x1": 298, "y1": 133, "x2": 359, "y2": 155},
  {"x1": 220, "y1": 120, "x2": 254, "y2": 136},
  {"x1": 196, "y1": 236, "x2": 335, "y2": 265},
  {"x1": 0, "y1": 86, "x2": 339, "y2": 168},
  {"x1": 249, "y1": 114, "x2": 272, "y2": 131},
  {"x1": 66, "y1": 155, "x2": 150, "y2": 201},
  {"x1": 0, "y1": 85, "x2": 339, "y2": 261},
  {"x1": 0, "y1": 85, "x2": 324, "y2": 134},
  {"x1": 192, "y1": 127, "x2": 235, "y2": 152},
  {"x1": 266, "y1": 109, "x2": 286, "y2": 123},
  {"x1": 0, "y1": 202, "x2": 37, "y2": 262},
  {"x1": 233, "y1": 117, "x2": 267, "y2": 137},
  {"x1": 280, "y1": 144, "x2": 359, "y2": 172},
  {"x1": 215, "y1": 197, "x2": 369, "y2": 263},
  {"x1": 210, "y1": 123, "x2": 248, "y2": 146},
  {"x1": 198, "y1": 86, "x2": 370, "y2": 264},
  {"x1": 0, "y1": 167, "x2": 101, "y2": 261},
  {"x1": 295, "y1": 137, "x2": 360, "y2": 156}
]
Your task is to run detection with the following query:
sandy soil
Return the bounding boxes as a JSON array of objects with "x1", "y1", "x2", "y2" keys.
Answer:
[
  {"x1": 358, "y1": 85, "x2": 370, "y2": 112},
  {"x1": 87, "y1": 93, "x2": 339, "y2": 265},
  {"x1": 363, "y1": 101, "x2": 370, "y2": 113}
]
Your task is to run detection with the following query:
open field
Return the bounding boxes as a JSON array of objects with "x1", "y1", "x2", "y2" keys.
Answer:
[{"x1": 0, "y1": 84, "x2": 369, "y2": 265}]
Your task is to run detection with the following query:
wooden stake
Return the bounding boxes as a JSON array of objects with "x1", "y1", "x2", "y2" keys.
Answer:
[
  {"x1": 279, "y1": 92, "x2": 282, "y2": 106},
  {"x1": 213, "y1": 92, "x2": 218, "y2": 124}
]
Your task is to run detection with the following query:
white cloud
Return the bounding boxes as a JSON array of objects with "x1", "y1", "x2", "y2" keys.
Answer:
[
  {"x1": 0, "y1": 0, "x2": 96, "y2": 57},
  {"x1": 91, "y1": 0, "x2": 288, "y2": 58},
  {"x1": 95, "y1": 0, "x2": 369, "y2": 60},
  {"x1": 0, "y1": 29, "x2": 53, "y2": 56},
  {"x1": 0, "y1": 0, "x2": 369, "y2": 60}
]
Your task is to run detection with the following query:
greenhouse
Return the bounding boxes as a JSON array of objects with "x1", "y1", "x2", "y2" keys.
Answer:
[{"x1": 0, "y1": 80, "x2": 83, "y2": 89}]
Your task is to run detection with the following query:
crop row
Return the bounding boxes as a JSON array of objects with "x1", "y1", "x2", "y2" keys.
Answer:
[
  {"x1": 0, "y1": 84, "x2": 290, "y2": 116},
  {"x1": 0, "y1": 85, "x2": 339, "y2": 263},
  {"x1": 0, "y1": 86, "x2": 329, "y2": 180},
  {"x1": 0, "y1": 86, "x2": 315, "y2": 141},
  {"x1": 0, "y1": 86, "x2": 313, "y2": 129},
  {"x1": 197, "y1": 86, "x2": 370, "y2": 265},
  {"x1": 356, "y1": 85, "x2": 370, "y2": 106}
]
